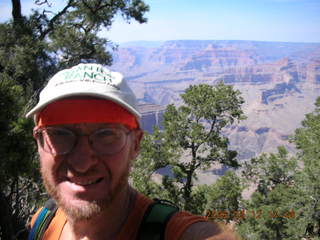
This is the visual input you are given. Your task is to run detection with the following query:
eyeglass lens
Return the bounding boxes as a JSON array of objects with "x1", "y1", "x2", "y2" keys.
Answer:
[{"x1": 38, "y1": 127, "x2": 128, "y2": 156}]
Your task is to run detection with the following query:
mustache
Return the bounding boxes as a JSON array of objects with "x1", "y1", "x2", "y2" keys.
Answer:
[{"x1": 64, "y1": 163, "x2": 111, "y2": 179}]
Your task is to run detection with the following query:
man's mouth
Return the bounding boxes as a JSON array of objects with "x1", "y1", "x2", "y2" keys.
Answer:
[{"x1": 69, "y1": 177, "x2": 103, "y2": 186}]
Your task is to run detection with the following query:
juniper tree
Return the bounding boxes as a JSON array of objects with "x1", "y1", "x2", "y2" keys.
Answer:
[{"x1": 133, "y1": 83, "x2": 245, "y2": 211}]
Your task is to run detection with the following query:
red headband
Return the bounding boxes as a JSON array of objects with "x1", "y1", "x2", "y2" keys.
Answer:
[{"x1": 37, "y1": 99, "x2": 139, "y2": 129}]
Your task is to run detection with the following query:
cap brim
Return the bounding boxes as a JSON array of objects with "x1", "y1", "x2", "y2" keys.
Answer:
[{"x1": 26, "y1": 92, "x2": 141, "y2": 120}]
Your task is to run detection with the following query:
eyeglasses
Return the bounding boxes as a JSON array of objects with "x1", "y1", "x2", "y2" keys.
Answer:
[{"x1": 34, "y1": 126, "x2": 131, "y2": 156}]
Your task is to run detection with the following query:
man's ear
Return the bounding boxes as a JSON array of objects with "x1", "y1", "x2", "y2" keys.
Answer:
[{"x1": 132, "y1": 129, "x2": 144, "y2": 156}]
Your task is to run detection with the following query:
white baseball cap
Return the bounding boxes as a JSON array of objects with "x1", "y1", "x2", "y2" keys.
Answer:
[{"x1": 26, "y1": 63, "x2": 141, "y2": 121}]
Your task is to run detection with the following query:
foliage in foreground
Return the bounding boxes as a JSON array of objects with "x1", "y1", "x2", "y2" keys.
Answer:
[
  {"x1": 0, "y1": 0, "x2": 149, "y2": 238},
  {"x1": 235, "y1": 99, "x2": 320, "y2": 239},
  {"x1": 133, "y1": 96, "x2": 320, "y2": 240}
]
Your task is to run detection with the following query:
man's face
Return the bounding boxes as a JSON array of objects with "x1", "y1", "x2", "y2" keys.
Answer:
[{"x1": 36, "y1": 122, "x2": 143, "y2": 220}]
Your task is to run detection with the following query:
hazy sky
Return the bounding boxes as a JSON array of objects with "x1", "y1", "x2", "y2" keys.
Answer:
[{"x1": 1, "y1": 0, "x2": 320, "y2": 43}]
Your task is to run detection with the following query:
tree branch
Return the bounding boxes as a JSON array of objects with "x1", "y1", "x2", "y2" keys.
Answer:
[
  {"x1": 35, "y1": 0, "x2": 52, "y2": 7},
  {"x1": 39, "y1": 0, "x2": 75, "y2": 40},
  {"x1": 176, "y1": 163, "x2": 187, "y2": 173}
]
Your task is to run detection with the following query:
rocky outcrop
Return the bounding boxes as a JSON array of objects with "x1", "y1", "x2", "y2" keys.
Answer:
[
  {"x1": 138, "y1": 104, "x2": 165, "y2": 133},
  {"x1": 261, "y1": 81, "x2": 301, "y2": 104},
  {"x1": 111, "y1": 40, "x2": 320, "y2": 161}
]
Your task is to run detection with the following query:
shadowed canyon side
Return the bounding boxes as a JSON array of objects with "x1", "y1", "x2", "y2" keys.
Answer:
[{"x1": 111, "y1": 40, "x2": 320, "y2": 165}]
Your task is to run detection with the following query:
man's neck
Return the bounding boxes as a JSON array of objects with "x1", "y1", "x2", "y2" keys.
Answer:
[{"x1": 60, "y1": 186, "x2": 136, "y2": 240}]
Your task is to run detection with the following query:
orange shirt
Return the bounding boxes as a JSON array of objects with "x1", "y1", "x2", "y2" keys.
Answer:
[{"x1": 31, "y1": 194, "x2": 206, "y2": 240}]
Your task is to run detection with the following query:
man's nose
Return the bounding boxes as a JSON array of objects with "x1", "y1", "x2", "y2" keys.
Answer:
[{"x1": 66, "y1": 135, "x2": 98, "y2": 173}]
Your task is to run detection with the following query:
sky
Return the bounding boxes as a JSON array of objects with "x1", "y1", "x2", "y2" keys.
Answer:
[{"x1": 1, "y1": 0, "x2": 320, "y2": 43}]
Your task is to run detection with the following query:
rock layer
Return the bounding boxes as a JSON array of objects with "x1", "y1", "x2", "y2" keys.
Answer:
[{"x1": 112, "y1": 40, "x2": 320, "y2": 162}]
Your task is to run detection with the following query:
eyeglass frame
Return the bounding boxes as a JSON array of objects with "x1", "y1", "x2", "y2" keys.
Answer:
[{"x1": 33, "y1": 125, "x2": 133, "y2": 156}]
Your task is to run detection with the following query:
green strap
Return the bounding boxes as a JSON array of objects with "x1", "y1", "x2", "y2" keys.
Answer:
[
  {"x1": 29, "y1": 199, "x2": 178, "y2": 240},
  {"x1": 137, "y1": 199, "x2": 179, "y2": 240}
]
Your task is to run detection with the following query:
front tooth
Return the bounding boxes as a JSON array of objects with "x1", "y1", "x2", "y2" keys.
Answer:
[{"x1": 74, "y1": 179, "x2": 98, "y2": 185}]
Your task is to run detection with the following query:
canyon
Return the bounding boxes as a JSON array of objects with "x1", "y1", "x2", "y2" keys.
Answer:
[{"x1": 111, "y1": 40, "x2": 320, "y2": 182}]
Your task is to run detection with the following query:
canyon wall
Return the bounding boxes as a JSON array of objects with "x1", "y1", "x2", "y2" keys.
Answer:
[{"x1": 111, "y1": 40, "x2": 320, "y2": 164}]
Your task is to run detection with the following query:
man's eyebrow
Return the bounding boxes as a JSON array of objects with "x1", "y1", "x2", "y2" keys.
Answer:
[{"x1": 59, "y1": 123, "x2": 125, "y2": 130}]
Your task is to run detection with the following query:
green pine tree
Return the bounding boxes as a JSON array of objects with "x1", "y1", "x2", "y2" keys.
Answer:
[{"x1": 132, "y1": 83, "x2": 246, "y2": 212}]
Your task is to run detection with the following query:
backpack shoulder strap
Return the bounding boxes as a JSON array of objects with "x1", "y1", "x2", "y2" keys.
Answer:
[
  {"x1": 29, "y1": 198, "x2": 178, "y2": 240},
  {"x1": 136, "y1": 199, "x2": 179, "y2": 240},
  {"x1": 28, "y1": 199, "x2": 57, "y2": 240}
]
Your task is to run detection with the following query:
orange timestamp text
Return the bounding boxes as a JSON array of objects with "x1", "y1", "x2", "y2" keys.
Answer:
[{"x1": 205, "y1": 209, "x2": 296, "y2": 220}]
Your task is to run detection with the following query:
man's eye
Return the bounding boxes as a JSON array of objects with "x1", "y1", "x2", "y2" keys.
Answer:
[
  {"x1": 96, "y1": 129, "x2": 117, "y2": 137},
  {"x1": 47, "y1": 129, "x2": 70, "y2": 137}
]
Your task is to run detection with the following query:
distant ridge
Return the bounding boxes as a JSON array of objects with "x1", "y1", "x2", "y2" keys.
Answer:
[
  {"x1": 111, "y1": 39, "x2": 320, "y2": 163},
  {"x1": 117, "y1": 40, "x2": 320, "y2": 62},
  {"x1": 119, "y1": 41, "x2": 164, "y2": 48},
  {"x1": 120, "y1": 39, "x2": 320, "y2": 46}
]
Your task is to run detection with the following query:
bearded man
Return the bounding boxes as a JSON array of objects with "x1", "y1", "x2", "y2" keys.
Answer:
[{"x1": 27, "y1": 63, "x2": 240, "y2": 240}]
